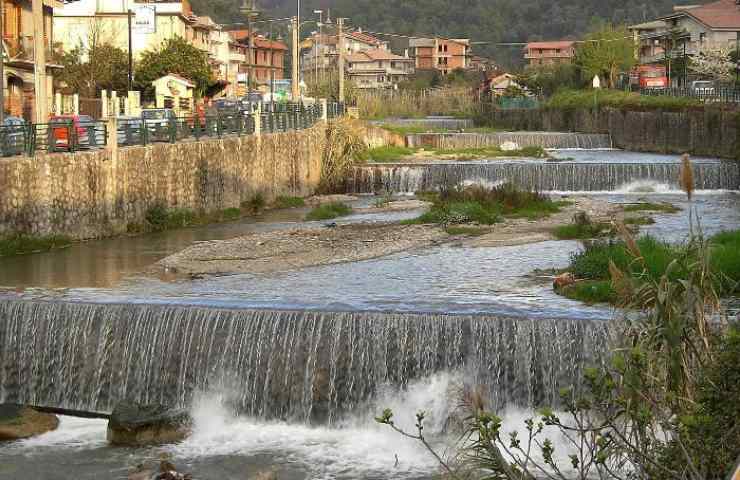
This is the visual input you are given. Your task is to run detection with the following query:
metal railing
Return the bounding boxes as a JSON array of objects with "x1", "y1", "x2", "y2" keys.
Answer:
[
  {"x1": 0, "y1": 102, "x2": 345, "y2": 157},
  {"x1": 640, "y1": 87, "x2": 740, "y2": 104}
]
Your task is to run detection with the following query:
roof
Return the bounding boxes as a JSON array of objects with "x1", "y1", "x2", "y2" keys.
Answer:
[
  {"x1": 628, "y1": 20, "x2": 668, "y2": 30},
  {"x1": 525, "y1": 41, "x2": 576, "y2": 50},
  {"x1": 662, "y1": 0, "x2": 740, "y2": 29},
  {"x1": 155, "y1": 74, "x2": 195, "y2": 88},
  {"x1": 346, "y1": 49, "x2": 413, "y2": 63},
  {"x1": 226, "y1": 30, "x2": 288, "y2": 50},
  {"x1": 347, "y1": 31, "x2": 384, "y2": 46}
]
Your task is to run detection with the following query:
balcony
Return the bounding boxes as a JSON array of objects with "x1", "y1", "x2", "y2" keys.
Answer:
[{"x1": 4, "y1": 36, "x2": 53, "y2": 64}]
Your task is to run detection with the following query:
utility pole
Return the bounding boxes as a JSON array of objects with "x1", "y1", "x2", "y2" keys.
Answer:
[
  {"x1": 32, "y1": 0, "x2": 48, "y2": 123},
  {"x1": 128, "y1": 9, "x2": 134, "y2": 92},
  {"x1": 0, "y1": 0, "x2": 5, "y2": 123},
  {"x1": 314, "y1": 10, "x2": 323, "y2": 84},
  {"x1": 291, "y1": 16, "x2": 299, "y2": 100},
  {"x1": 337, "y1": 17, "x2": 345, "y2": 103}
]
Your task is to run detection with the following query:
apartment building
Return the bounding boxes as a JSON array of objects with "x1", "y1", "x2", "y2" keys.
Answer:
[
  {"x1": 523, "y1": 41, "x2": 576, "y2": 67},
  {"x1": 226, "y1": 30, "x2": 287, "y2": 88},
  {"x1": 408, "y1": 37, "x2": 471, "y2": 74},
  {"x1": 2, "y1": 0, "x2": 58, "y2": 121},
  {"x1": 345, "y1": 49, "x2": 414, "y2": 89}
]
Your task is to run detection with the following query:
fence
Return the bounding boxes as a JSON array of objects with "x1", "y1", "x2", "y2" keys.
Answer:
[
  {"x1": 640, "y1": 87, "x2": 740, "y2": 104},
  {"x1": 0, "y1": 102, "x2": 344, "y2": 157}
]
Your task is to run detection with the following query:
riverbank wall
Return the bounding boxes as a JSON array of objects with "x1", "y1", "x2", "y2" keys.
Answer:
[
  {"x1": 0, "y1": 125, "x2": 327, "y2": 240},
  {"x1": 477, "y1": 107, "x2": 740, "y2": 160}
]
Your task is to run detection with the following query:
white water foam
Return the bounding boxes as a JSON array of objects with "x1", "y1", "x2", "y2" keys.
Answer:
[{"x1": 9, "y1": 416, "x2": 108, "y2": 451}]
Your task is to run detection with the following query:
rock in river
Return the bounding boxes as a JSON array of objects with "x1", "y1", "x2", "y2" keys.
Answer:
[
  {"x1": 0, "y1": 404, "x2": 59, "y2": 441},
  {"x1": 107, "y1": 402, "x2": 192, "y2": 446}
]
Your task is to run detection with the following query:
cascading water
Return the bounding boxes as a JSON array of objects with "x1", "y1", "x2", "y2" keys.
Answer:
[
  {"x1": 348, "y1": 161, "x2": 740, "y2": 194},
  {"x1": 0, "y1": 300, "x2": 610, "y2": 422},
  {"x1": 406, "y1": 132, "x2": 613, "y2": 150}
]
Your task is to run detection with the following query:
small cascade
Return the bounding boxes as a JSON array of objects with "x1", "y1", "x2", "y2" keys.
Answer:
[
  {"x1": 349, "y1": 161, "x2": 740, "y2": 194},
  {"x1": 406, "y1": 132, "x2": 613, "y2": 150},
  {"x1": 0, "y1": 300, "x2": 610, "y2": 423}
]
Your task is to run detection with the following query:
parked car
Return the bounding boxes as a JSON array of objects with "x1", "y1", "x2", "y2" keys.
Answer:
[
  {"x1": 117, "y1": 116, "x2": 145, "y2": 146},
  {"x1": 0, "y1": 116, "x2": 27, "y2": 156},
  {"x1": 48, "y1": 114, "x2": 104, "y2": 151},
  {"x1": 141, "y1": 109, "x2": 176, "y2": 142},
  {"x1": 691, "y1": 80, "x2": 716, "y2": 96}
]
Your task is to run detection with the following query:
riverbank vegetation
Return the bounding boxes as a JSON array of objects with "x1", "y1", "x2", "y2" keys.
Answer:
[
  {"x1": 378, "y1": 222, "x2": 740, "y2": 480},
  {"x1": 560, "y1": 230, "x2": 740, "y2": 304},
  {"x1": 305, "y1": 202, "x2": 353, "y2": 221},
  {"x1": 403, "y1": 184, "x2": 567, "y2": 227},
  {"x1": 552, "y1": 212, "x2": 611, "y2": 240},
  {"x1": 0, "y1": 234, "x2": 73, "y2": 257},
  {"x1": 356, "y1": 88, "x2": 476, "y2": 120},
  {"x1": 320, "y1": 119, "x2": 368, "y2": 193},
  {"x1": 546, "y1": 89, "x2": 702, "y2": 112},
  {"x1": 363, "y1": 145, "x2": 548, "y2": 163},
  {"x1": 378, "y1": 123, "x2": 502, "y2": 137}
]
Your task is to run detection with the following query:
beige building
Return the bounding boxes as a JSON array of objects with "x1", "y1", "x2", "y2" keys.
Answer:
[
  {"x1": 345, "y1": 49, "x2": 414, "y2": 89},
  {"x1": 53, "y1": 0, "x2": 197, "y2": 60},
  {"x1": 2, "y1": 0, "x2": 59, "y2": 121}
]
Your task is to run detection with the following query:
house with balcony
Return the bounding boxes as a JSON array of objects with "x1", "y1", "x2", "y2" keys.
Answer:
[
  {"x1": 629, "y1": 0, "x2": 740, "y2": 69},
  {"x1": 3, "y1": 0, "x2": 59, "y2": 121},
  {"x1": 226, "y1": 29, "x2": 287, "y2": 90},
  {"x1": 408, "y1": 37, "x2": 471, "y2": 75},
  {"x1": 301, "y1": 29, "x2": 388, "y2": 79},
  {"x1": 345, "y1": 49, "x2": 414, "y2": 89},
  {"x1": 523, "y1": 41, "x2": 576, "y2": 67}
]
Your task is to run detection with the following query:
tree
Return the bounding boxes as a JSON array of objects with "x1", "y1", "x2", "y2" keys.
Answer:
[
  {"x1": 576, "y1": 24, "x2": 636, "y2": 88},
  {"x1": 135, "y1": 37, "x2": 214, "y2": 98},
  {"x1": 55, "y1": 19, "x2": 129, "y2": 97},
  {"x1": 691, "y1": 43, "x2": 735, "y2": 82},
  {"x1": 519, "y1": 64, "x2": 585, "y2": 97}
]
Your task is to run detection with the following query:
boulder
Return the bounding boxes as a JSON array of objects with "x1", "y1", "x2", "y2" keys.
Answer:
[
  {"x1": 553, "y1": 272, "x2": 576, "y2": 291},
  {"x1": 0, "y1": 404, "x2": 59, "y2": 441},
  {"x1": 107, "y1": 402, "x2": 191, "y2": 446}
]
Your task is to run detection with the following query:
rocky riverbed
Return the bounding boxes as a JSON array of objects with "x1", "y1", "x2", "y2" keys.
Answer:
[{"x1": 156, "y1": 196, "x2": 618, "y2": 278}]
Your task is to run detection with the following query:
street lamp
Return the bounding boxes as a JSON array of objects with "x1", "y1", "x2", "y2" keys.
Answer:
[{"x1": 314, "y1": 10, "x2": 323, "y2": 84}]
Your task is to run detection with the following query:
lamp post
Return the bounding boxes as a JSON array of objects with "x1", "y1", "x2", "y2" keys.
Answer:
[{"x1": 313, "y1": 10, "x2": 323, "y2": 84}]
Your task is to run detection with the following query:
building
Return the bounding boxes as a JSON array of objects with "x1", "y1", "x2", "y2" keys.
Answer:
[
  {"x1": 226, "y1": 30, "x2": 287, "y2": 89},
  {"x1": 408, "y1": 37, "x2": 471, "y2": 74},
  {"x1": 630, "y1": 0, "x2": 740, "y2": 67},
  {"x1": 301, "y1": 29, "x2": 389, "y2": 79},
  {"x1": 523, "y1": 41, "x2": 576, "y2": 67},
  {"x1": 469, "y1": 55, "x2": 496, "y2": 72},
  {"x1": 53, "y1": 0, "x2": 198, "y2": 60},
  {"x1": 3, "y1": 0, "x2": 59, "y2": 121},
  {"x1": 345, "y1": 49, "x2": 414, "y2": 89}
]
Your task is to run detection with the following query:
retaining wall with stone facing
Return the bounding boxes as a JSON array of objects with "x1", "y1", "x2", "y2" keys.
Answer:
[
  {"x1": 406, "y1": 132, "x2": 613, "y2": 150},
  {"x1": 0, "y1": 125, "x2": 327, "y2": 239},
  {"x1": 477, "y1": 107, "x2": 740, "y2": 160}
]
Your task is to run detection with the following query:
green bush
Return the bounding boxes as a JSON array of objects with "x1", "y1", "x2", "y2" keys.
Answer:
[
  {"x1": 624, "y1": 202, "x2": 681, "y2": 214},
  {"x1": 305, "y1": 202, "x2": 353, "y2": 221},
  {"x1": 242, "y1": 193, "x2": 266, "y2": 213},
  {"x1": 547, "y1": 89, "x2": 701, "y2": 112},
  {"x1": 274, "y1": 196, "x2": 306, "y2": 209},
  {"x1": 569, "y1": 236, "x2": 679, "y2": 281},
  {"x1": 220, "y1": 208, "x2": 242, "y2": 221},
  {"x1": 561, "y1": 280, "x2": 616, "y2": 304},
  {"x1": 362, "y1": 146, "x2": 415, "y2": 163},
  {"x1": 710, "y1": 230, "x2": 740, "y2": 286},
  {"x1": 0, "y1": 234, "x2": 72, "y2": 257}
]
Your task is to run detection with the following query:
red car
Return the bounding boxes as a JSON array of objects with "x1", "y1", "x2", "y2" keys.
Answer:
[{"x1": 48, "y1": 114, "x2": 102, "y2": 150}]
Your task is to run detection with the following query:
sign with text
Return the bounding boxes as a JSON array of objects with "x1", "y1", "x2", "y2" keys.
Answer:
[{"x1": 133, "y1": 5, "x2": 156, "y2": 34}]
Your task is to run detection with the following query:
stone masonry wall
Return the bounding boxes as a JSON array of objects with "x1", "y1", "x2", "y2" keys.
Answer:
[
  {"x1": 0, "y1": 125, "x2": 327, "y2": 239},
  {"x1": 479, "y1": 108, "x2": 740, "y2": 160}
]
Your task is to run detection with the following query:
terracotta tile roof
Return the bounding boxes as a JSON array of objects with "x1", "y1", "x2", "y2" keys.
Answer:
[
  {"x1": 346, "y1": 49, "x2": 412, "y2": 63},
  {"x1": 253, "y1": 37, "x2": 288, "y2": 51},
  {"x1": 347, "y1": 31, "x2": 384, "y2": 46},
  {"x1": 677, "y1": 0, "x2": 740, "y2": 29},
  {"x1": 525, "y1": 41, "x2": 576, "y2": 50}
]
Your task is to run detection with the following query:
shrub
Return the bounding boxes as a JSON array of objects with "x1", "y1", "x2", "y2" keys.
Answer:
[
  {"x1": 242, "y1": 193, "x2": 266, "y2": 213},
  {"x1": 624, "y1": 202, "x2": 681, "y2": 214},
  {"x1": 553, "y1": 212, "x2": 610, "y2": 240},
  {"x1": 273, "y1": 196, "x2": 306, "y2": 209},
  {"x1": 0, "y1": 234, "x2": 72, "y2": 257},
  {"x1": 305, "y1": 202, "x2": 352, "y2": 221},
  {"x1": 220, "y1": 208, "x2": 242, "y2": 221},
  {"x1": 561, "y1": 280, "x2": 616, "y2": 304},
  {"x1": 547, "y1": 88, "x2": 702, "y2": 112},
  {"x1": 362, "y1": 146, "x2": 415, "y2": 163}
]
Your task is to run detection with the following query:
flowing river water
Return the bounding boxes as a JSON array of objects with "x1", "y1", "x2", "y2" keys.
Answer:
[{"x1": 1, "y1": 148, "x2": 739, "y2": 479}]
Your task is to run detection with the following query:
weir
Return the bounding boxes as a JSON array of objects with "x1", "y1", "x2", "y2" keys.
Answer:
[
  {"x1": 406, "y1": 132, "x2": 613, "y2": 150},
  {"x1": 348, "y1": 161, "x2": 740, "y2": 194},
  {"x1": 0, "y1": 300, "x2": 609, "y2": 424}
]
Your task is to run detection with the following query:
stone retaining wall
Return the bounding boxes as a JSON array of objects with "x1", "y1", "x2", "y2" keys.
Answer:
[
  {"x1": 478, "y1": 108, "x2": 740, "y2": 159},
  {"x1": 0, "y1": 125, "x2": 326, "y2": 239}
]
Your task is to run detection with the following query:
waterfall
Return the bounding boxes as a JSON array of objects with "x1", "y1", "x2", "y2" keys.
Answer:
[
  {"x1": 0, "y1": 300, "x2": 610, "y2": 424},
  {"x1": 406, "y1": 132, "x2": 613, "y2": 150},
  {"x1": 348, "y1": 161, "x2": 740, "y2": 194}
]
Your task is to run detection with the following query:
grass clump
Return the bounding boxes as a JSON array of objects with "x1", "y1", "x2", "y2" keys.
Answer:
[
  {"x1": 242, "y1": 193, "x2": 266, "y2": 213},
  {"x1": 274, "y1": 196, "x2": 306, "y2": 209},
  {"x1": 430, "y1": 145, "x2": 548, "y2": 159},
  {"x1": 305, "y1": 202, "x2": 353, "y2": 221},
  {"x1": 547, "y1": 88, "x2": 701, "y2": 112},
  {"x1": 624, "y1": 202, "x2": 681, "y2": 214},
  {"x1": 553, "y1": 212, "x2": 610, "y2": 240},
  {"x1": 404, "y1": 184, "x2": 564, "y2": 226},
  {"x1": 363, "y1": 146, "x2": 416, "y2": 163},
  {"x1": 0, "y1": 234, "x2": 73, "y2": 257},
  {"x1": 560, "y1": 280, "x2": 616, "y2": 305},
  {"x1": 145, "y1": 204, "x2": 197, "y2": 231}
]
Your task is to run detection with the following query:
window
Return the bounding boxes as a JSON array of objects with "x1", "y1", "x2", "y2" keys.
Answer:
[{"x1": 699, "y1": 33, "x2": 706, "y2": 44}]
